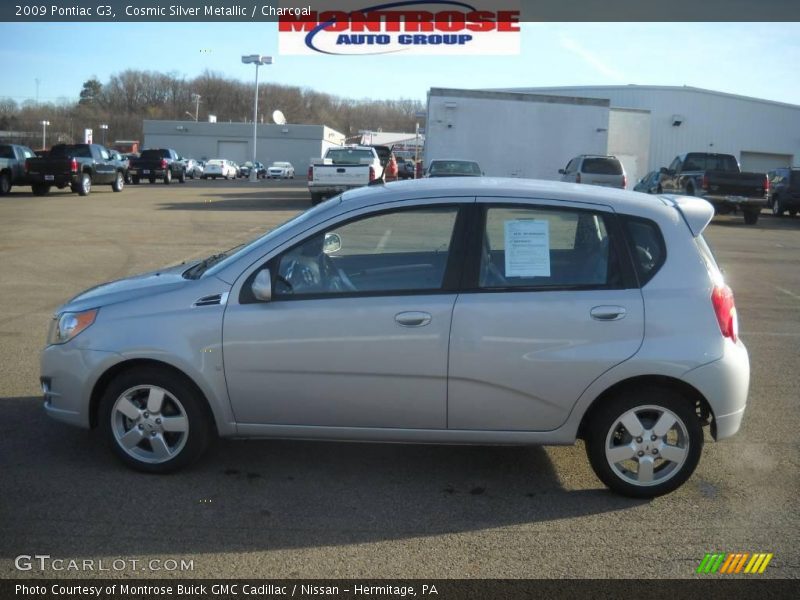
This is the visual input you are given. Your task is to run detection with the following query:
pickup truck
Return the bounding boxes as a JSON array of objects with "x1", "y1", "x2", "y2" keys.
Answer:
[
  {"x1": 129, "y1": 148, "x2": 186, "y2": 184},
  {"x1": 659, "y1": 152, "x2": 768, "y2": 225},
  {"x1": 307, "y1": 146, "x2": 382, "y2": 205},
  {"x1": 0, "y1": 143, "x2": 36, "y2": 195},
  {"x1": 767, "y1": 167, "x2": 800, "y2": 217},
  {"x1": 25, "y1": 144, "x2": 125, "y2": 196}
]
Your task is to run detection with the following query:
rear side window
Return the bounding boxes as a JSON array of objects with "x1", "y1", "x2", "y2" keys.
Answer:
[
  {"x1": 582, "y1": 158, "x2": 623, "y2": 175},
  {"x1": 622, "y1": 217, "x2": 666, "y2": 285}
]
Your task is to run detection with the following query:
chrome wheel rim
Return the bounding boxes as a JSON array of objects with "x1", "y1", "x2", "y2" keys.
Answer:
[
  {"x1": 84, "y1": 175, "x2": 91, "y2": 193},
  {"x1": 772, "y1": 199, "x2": 780, "y2": 215},
  {"x1": 111, "y1": 385, "x2": 188, "y2": 464},
  {"x1": 604, "y1": 404, "x2": 689, "y2": 487}
]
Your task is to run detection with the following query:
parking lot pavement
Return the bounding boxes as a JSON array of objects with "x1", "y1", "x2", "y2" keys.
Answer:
[{"x1": 0, "y1": 181, "x2": 798, "y2": 579}]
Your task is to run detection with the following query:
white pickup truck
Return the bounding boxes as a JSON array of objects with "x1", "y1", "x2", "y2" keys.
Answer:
[{"x1": 308, "y1": 146, "x2": 382, "y2": 204}]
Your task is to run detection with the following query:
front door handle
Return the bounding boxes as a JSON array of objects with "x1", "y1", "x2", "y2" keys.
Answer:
[
  {"x1": 590, "y1": 306, "x2": 627, "y2": 321},
  {"x1": 395, "y1": 311, "x2": 432, "y2": 327}
]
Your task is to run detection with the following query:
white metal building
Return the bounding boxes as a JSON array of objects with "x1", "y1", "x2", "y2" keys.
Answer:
[
  {"x1": 499, "y1": 85, "x2": 800, "y2": 173},
  {"x1": 425, "y1": 88, "x2": 652, "y2": 186},
  {"x1": 143, "y1": 120, "x2": 345, "y2": 170}
]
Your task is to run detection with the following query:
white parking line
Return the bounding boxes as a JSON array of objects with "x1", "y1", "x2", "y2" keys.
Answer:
[{"x1": 776, "y1": 287, "x2": 800, "y2": 301}]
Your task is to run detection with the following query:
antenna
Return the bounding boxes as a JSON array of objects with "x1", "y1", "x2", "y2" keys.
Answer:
[{"x1": 272, "y1": 109, "x2": 286, "y2": 125}]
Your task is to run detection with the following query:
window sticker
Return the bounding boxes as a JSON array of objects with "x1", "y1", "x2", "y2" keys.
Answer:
[{"x1": 504, "y1": 219, "x2": 550, "y2": 277}]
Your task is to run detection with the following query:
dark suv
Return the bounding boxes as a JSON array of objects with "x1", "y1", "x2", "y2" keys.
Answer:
[{"x1": 767, "y1": 168, "x2": 800, "y2": 217}]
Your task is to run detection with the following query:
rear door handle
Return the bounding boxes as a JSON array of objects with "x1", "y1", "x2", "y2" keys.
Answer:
[
  {"x1": 395, "y1": 311, "x2": 432, "y2": 327},
  {"x1": 590, "y1": 306, "x2": 627, "y2": 321}
]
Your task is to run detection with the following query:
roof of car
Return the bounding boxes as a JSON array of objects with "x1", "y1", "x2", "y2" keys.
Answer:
[{"x1": 340, "y1": 177, "x2": 672, "y2": 218}]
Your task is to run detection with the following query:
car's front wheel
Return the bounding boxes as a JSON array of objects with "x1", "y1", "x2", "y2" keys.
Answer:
[
  {"x1": 99, "y1": 367, "x2": 213, "y2": 473},
  {"x1": 585, "y1": 387, "x2": 703, "y2": 498}
]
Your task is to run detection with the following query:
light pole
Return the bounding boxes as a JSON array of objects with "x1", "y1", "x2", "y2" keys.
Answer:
[
  {"x1": 191, "y1": 93, "x2": 201, "y2": 121},
  {"x1": 41, "y1": 120, "x2": 50, "y2": 150},
  {"x1": 241, "y1": 54, "x2": 272, "y2": 182},
  {"x1": 99, "y1": 123, "x2": 108, "y2": 146}
]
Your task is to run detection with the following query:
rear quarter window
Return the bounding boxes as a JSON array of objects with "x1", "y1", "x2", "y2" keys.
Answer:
[
  {"x1": 582, "y1": 158, "x2": 623, "y2": 175},
  {"x1": 622, "y1": 216, "x2": 666, "y2": 285}
]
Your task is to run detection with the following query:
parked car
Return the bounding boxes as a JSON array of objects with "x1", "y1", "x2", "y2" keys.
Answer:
[
  {"x1": 427, "y1": 159, "x2": 482, "y2": 177},
  {"x1": 396, "y1": 157, "x2": 415, "y2": 180},
  {"x1": 202, "y1": 159, "x2": 237, "y2": 180},
  {"x1": 267, "y1": 161, "x2": 295, "y2": 179},
  {"x1": 308, "y1": 145, "x2": 382, "y2": 204},
  {"x1": 129, "y1": 148, "x2": 186, "y2": 185},
  {"x1": 659, "y1": 153, "x2": 768, "y2": 225},
  {"x1": 559, "y1": 155, "x2": 626, "y2": 189},
  {"x1": 182, "y1": 158, "x2": 203, "y2": 179},
  {"x1": 0, "y1": 143, "x2": 36, "y2": 195},
  {"x1": 25, "y1": 143, "x2": 125, "y2": 196},
  {"x1": 766, "y1": 168, "x2": 800, "y2": 217},
  {"x1": 40, "y1": 178, "x2": 749, "y2": 498},
  {"x1": 241, "y1": 161, "x2": 267, "y2": 179},
  {"x1": 634, "y1": 171, "x2": 662, "y2": 194}
]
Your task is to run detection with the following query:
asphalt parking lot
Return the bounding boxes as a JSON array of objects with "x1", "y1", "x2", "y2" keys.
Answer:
[{"x1": 0, "y1": 179, "x2": 798, "y2": 579}]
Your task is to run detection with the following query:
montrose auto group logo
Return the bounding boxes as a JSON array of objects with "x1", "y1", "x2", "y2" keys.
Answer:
[{"x1": 278, "y1": 0, "x2": 521, "y2": 55}]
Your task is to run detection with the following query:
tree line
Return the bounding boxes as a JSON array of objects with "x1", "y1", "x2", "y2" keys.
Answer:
[{"x1": 0, "y1": 70, "x2": 424, "y2": 149}]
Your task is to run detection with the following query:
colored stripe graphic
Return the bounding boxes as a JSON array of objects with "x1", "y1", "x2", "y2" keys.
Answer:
[{"x1": 700, "y1": 552, "x2": 774, "y2": 574}]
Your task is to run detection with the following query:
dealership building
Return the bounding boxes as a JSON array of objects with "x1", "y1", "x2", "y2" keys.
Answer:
[
  {"x1": 142, "y1": 120, "x2": 346, "y2": 170},
  {"x1": 425, "y1": 85, "x2": 800, "y2": 188}
]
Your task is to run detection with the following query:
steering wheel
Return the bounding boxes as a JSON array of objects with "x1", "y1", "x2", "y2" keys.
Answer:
[
  {"x1": 320, "y1": 254, "x2": 357, "y2": 292},
  {"x1": 282, "y1": 258, "x2": 321, "y2": 293}
]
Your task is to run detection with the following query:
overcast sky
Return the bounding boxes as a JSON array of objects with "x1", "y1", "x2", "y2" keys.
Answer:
[{"x1": 2, "y1": 22, "x2": 799, "y2": 105}]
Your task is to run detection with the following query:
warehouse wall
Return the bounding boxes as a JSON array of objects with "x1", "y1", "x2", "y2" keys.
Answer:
[
  {"x1": 608, "y1": 108, "x2": 651, "y2": 189},
  {"x1": 143, "y1": 121, "x2": 345, "y2": 172},
  {"x1": 425, "y1": 89, "x2": 610, "y2": 180}
]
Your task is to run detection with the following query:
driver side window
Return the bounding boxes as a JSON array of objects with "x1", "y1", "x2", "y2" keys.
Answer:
[{"x1": 273, "y1": 206, "x2": 459, "y2": 298}]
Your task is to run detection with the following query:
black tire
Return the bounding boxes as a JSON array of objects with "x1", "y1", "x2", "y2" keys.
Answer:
[
  {"x1": 178, "y1": 169, "x2": 186, "y2": 184},
  {"x1": 584, "y1": 386, "x2": 703, "y2": 498},
  {"x1": 790, "y1": 209, "x2": 798, "y2": 217},
  {"x1": 771, "y1": 196, "x2": 784, "y2": 216},
  {"x1": 310, "y1": 192, "x2": 323, "y2": 205},
  {"x1": 743, "y1": 210, "x2": 760, "y2": 225},
  {"x1": 32, "y1": 183, "x2": 51, "y2": 196},
  {"x1": 656, "y1": 185, "x2": 662, "y2": 194},
  {"x1": 684, "y1": 185, "x2": 694, "y2": 197},
  {"x1": 0, "y1": 172, "x2": 11, "y2": 195},
  {"x1": 112, "y1": 171, "x2": 124, "y2": 192},
  {"x1": 132, "y1": 176, "x2": 140, "y2": 185},
  {"x1": 76, "y1": 173, "x2": 91, "y2": 196},
  {"x1": 99, "y1": 367, "x2": 213, "y2": 474},
  {"x1": 149, "y1": 177, "x2": 156, "y2": 184},
  {"x1": 164, "y1": 169, "x2": 172, "y2": 185}
]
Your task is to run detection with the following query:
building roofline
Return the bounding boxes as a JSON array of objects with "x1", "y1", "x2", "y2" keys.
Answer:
[
  {"x1": 429, "y1": 87, "x2": 609, "y2": 108},
  {"x1": 497, "y1": 85, "x2": 800, "y2": 111}
]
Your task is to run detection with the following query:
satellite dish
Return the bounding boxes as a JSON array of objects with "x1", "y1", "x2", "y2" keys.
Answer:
[{"x1": 272, "y1": 110, "x2": 286, "y2": 125}]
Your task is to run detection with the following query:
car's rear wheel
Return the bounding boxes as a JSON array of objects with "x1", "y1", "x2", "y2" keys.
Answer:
[
  {"x1": 164, "y1": 169, "x2": 172, "y2": 185},
  {"x1": 99, "y1": 367, "x2": 212, "y2": 473},
  {"x1": 790, "y1": 209, "x2": 798, "y2": 217},
  {"x1": 178, "y1": 170, "x2": 186, "y2": 184},
  {"x1": 585, "y1": 387, "x2": 703, "y2": 498},
  {"x1": 743, "y1": 210, "x2": 760, "y2": 225},
  {"x1": 76, "y1": 173, "x2": 91, "y2": 196},
  {"x1": 772, "y1": 196, "x2": 784, "y2": 216},
  {"x1": 0, "y1": 172, "x2": 11, "y2": 195}
]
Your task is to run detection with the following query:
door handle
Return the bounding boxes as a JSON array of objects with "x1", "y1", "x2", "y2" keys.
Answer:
[
  {"x1": 590, "y1": 306, "x2": 627, "y2": 321},
  {"x1": 395, "y1": 311, "x2": 432, "y2": 327}
]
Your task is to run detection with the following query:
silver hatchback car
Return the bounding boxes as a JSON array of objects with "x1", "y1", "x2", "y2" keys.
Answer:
[{"x1": 41, "y1": 178, "x2": 749, "y2": 497}]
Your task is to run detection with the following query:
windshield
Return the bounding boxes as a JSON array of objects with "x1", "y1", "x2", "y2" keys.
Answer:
[
  {"x1": 50, "y1": 145, "x2": 91, "y2": 158},
  {"x1": 187, "y1": 197, "x2": 341, "y2": 279},
  {"x1": 582, "y1": 157, "x2": 623, "y2": 175},
  {"x1": 683, "y1": 154, "x2": 739, "y2": 172}
]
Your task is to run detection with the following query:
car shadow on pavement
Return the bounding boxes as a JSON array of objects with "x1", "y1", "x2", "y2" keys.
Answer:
[
  {"x1": 157, "y1": 193, "x2": 311, "y2": 212},
  {"x1": 0, "y1": 396, "x2": 645, "y2": 559}
]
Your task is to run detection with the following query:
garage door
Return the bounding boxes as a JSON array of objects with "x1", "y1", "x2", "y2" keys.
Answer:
[
  {"x1": 740, "y1": 151, "x2": 792, "y2": 173},
  {"x1": 217, "y1": 141, "x2": 249, "y2": 165}
]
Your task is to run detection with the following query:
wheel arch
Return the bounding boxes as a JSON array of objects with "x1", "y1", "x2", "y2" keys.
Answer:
[
  {"x1": 577, "y1": 375, "x2": 713, "y2": 440},
  {"x1": 89, "y1": 358, "x2": 218, "y2": 436}
]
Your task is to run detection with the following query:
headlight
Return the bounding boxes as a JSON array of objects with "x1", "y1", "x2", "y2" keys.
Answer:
[{"x1": 47, "y1": 308, "x2": 98, "y2": 345}]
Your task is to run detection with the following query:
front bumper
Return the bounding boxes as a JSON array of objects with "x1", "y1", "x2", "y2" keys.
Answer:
[
  {"x1": 41, "y1": 345, "x2": 121, "y2": 429},
  {"x1": 681, "y1": 338, "x2": 750, "y2": 440}
]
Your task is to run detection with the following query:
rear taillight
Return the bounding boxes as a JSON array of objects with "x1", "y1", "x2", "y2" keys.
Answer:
[
  {"x1": 711, "y1": 284, "x2": 738, "y2": 342},
  {"x1": 160, "y1": 159, "x2": 168, "y2": 169},
  {"x1": 307, "y1": 166, "x2": 313, "y2": 180},
  {"x1": 622, "y1": 174, "x2": 627, "y2": 188},
  {"x1": 701, "y1": 174, "x2": 709, "y2": 190},
  {"x1": 575, "y1": 172, "x2": 581, "y2": 184},
  {"x1": 24, "y1": 159, "x2": 30, "y2": 173},
  {"x1": 70, "y1": 158, "x2": 78, "y2": 173},
  {"x1": 369, "y1": 166, "x2": 376, "y2": 182},
  {"x1": 763, "y1": 175, "x2": 770, "y2": 195}
]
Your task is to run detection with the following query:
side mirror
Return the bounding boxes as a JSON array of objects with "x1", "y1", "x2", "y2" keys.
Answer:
[
  {"x1": 558, "y1": 169, "x2": 566, "y2": 175},
  {"x1": 251, "y1": 268, "x2": 272, "y2": 302},
  {"x1": 323, "y1": 232, "x2": 342, "y2": 254}
]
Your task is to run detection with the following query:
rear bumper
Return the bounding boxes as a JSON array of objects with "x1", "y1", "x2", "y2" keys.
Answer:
[
  {"x1": 681, "y1": 338, "x2": 750, "y2": 441},
  {"x1": 704, "y1": 194, "x2": 767, "y2": 209},
  {"x1": 29, "y1": 173, "x2": 79, "y2": 187},
  {"x1": 129, "y1": 168, "x2": 167, "y2": 179}
]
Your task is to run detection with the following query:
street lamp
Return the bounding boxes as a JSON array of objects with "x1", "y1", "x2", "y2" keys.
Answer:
[
  {"x1": 99, "y1": 123, "x2": 108, "y2": 145},
  {"x1": 241, "y1": 54, "x2": 272, "y2": 182},
  {"x1": 191, "y1": 93, "x2": 201, "y2": 121},
  {"x1": 40, "y1": 120, "x2": 50, "y2": 150}
]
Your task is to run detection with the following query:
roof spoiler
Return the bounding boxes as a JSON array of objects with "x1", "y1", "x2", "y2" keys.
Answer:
[{"x1": 661, "y1": 195, "x2": 714, "y2": 237}]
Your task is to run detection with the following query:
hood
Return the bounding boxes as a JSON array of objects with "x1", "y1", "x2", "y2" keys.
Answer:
[{"x1": 59, "y1": 262, "x2": 194, "y2": 313}]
